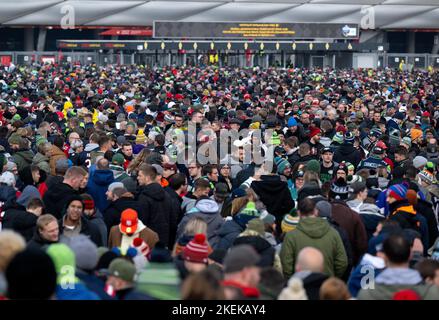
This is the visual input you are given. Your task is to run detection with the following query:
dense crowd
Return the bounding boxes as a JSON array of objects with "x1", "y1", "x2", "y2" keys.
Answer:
[{"x1": 0, "y1": 63, "x2": 439, "y2": 300}]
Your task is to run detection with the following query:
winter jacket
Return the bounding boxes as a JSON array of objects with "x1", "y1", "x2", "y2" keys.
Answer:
[
  {"x1": 280, "y1": 217, "x2": 348, "y2": 279},
  {"x1": 108, "y1": 221, "x2": 159, "y2": 251},
  {"x1": 331, "y1": 200, "x2": 368, "y2": 266},
  {"x1": 27, "y1": 230, "x2": 58, "y2": 251},
  {"x1": 292, "y1": 271, "x2": 329, "y2": 300},
  {"x1": 333, "y1": 144, "x2": 362, "y2": 169},
  {"x1": 348, "y1": 253, "x2": 385, "y2": 297},
  {"x1": 214, "y1": 219, "x2": 245, "y2": 250},
  {"x1": 43, "y1": 181, "x2": 79, "y2": 219},
  {"x1": 165, "y1": 187, "x2": 184, "y2": 225},
  {"x1": 233, "y1": 235, "x2": 275, "y2": 268},
  {"x1": 2, "y1": 208, "x2": 37, "y2": 241},
  {"x1": 59, "y1": 215, "x2": 103, "y2": 247},
  {"x1": 357, "y1": 268, "x2": 439, "y2": 300},
  {"x1": 136, "y1": 183, "x2": 178, "y2": 249},
  {"x1": 49, "y1": 145, "x2": 67, "y2": 176},
  {"x1": 85, "y1": 210, "x2": 108, "y2": 247},
  {"x1": 110, "y1": 164, "x2": 130, "y2": 182},
  {"x1": 415, "y1": 199, "x2": 439, "y2": 249},
  {"x1": 358, "y1": 155, "x2": 388, "y2": 171},
  {"x1": 86, "y1": 169, "x2": 115, "y2": 213},
  {"x1": 104, "y1": 193, "x2": 145, "y2": 232},
  {"x1": 12, "y1": 149, "x2": 34, "y2": 172},
  {"x1": 347, "y1": 201, "x2": 385, "y2": 241},
  {"x1": 76, "y1": 270, "x2": 111, "y2": 300},
  {"x1": 181, "y1": 194, "x2": 197, "y2": 214},
  {"x1": 177, "y1": 199, "x2": 223, "y2": 248},
  {"x1": 54, "y1": 282, "x2": 100, "y2": 300},
  {"x1": 251, "y1": 175, "x2": 294, "y2": 220},
  {"x1": 32, "y1": 152, "x2": 51, "y2": 175}
]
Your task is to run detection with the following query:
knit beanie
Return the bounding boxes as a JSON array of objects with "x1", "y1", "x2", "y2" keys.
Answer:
[
  {"x1": 411, "y1": 128, "x2": 423, "y2": 141},
  {"x1": 133, "y1": 237, "x2": 151, "y2": 260},
  {"x1": 387, "y1": 184, "x2": 408, "y2": 201},
  {"x1": 344, "y1": 131, "x2": 355, "y2": 144},
  {"x1": 244, "y1": 218, "x2": 265, "y2": 237},
  {"x1": 46, "y1": 243, "x2": 78, "y2": 285},
  {"x1": 309, "y1": 126, "x2": 322, "y2": 139},
  {"x1": 401, "y1": 137, "x2": 412, "y2": 149},
  {"x1": 234, "y1": 201, "x2": 261, "y2": 228},
  {"x1": 329, "y1": 178, "x2": 349, "y2": 200},
  {"x1": 418, "y1": 170, "x2": 436, "y2": 184},
  {"x1": 5, "y1": 249, "x2": 57, "y2": 300},
  {"x1": 17, "y1": 185, "x2": 41, "y2": 207},
  {"x1": 281, "y1": 214, "x2": 300, "y2": 233},
  {"x1": 182, "y1": 234, "x2": 209, "y2": 264},
  {"x1": 0, "y1": 171, "x2": 15, "y2": 187},
  {"x1": 413, "y1": 156, "x2": 428, "y2": 169},
  {"x1": 406, "y1": 189, "x2": 418, "y2": 207},
  {"x1": 306, "y1": 159, "x2": 321, "y2": 175},
  {"x1": 68, "y1": 235, "x2": 98, "y2": 271},
  {"x1": 332, "y1": 132, "x2": 344, "y2": 144},
  {"x1": 287, "y1": 117, "x2": 298, "y2": 127},
  {"x1": 393, "y1": 289, "x2": 421, "y2": 300},
  {"x1": 136, "y1": 129, "x2": 147, "y2": 145},
  {"x1": 278, "y1": 277, "x2": 308, "y2": 300},
  {"x1": 275, "y1": 156, "x2": 291, "y2": 175}
]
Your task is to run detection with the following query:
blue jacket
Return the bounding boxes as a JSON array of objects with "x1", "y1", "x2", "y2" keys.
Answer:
[
  {"x1": 55, "y1": 282, "x2": 101, "y2": 300},
  {"x1": 87, "y1": 169, "x2": 115, "y2": 213},
  {"x1": 214, "y1": 219, "x2": 244, "y2": 251},
  {"x1": 348, "y1": 254, "x2": 385, "y2": 297}
]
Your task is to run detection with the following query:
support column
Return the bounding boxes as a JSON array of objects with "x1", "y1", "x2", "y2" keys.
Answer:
[
  {"x1": 24, "y1": 28, "x2": 34, "y2": 51},
  {"x1": 407, "y1": 31, "x2": 415, "y2": 54},
  {"x1": 37, "y1": 28, "x2": 47, "y2": 51},
  {"x1": 432, "y1": 33, "x2": 439, "y2": 55}
]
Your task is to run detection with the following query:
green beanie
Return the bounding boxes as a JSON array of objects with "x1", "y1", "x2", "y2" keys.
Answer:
[
  {"x1": 306, "y1": 159, "x2": 321, "y2": 175},
  {"x1": 46, "y1": 243, "x2": 78, "y2": 285}
]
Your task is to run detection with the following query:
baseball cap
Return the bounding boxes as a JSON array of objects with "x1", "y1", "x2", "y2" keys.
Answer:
[
  {"x1": 120, "y1": 209, "x2": 138, "y2": 234},
  {"x1": 321, "y1": 147, "x2": 333, "y2": 154},
  {"x1": 108, "y1": 258, "x2": 136, "y2": 282}
]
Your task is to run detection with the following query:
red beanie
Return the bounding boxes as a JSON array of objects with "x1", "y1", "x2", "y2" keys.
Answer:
[
  {"x1": 309, "y1": 126, "x2": 322, "y2": 139},
  {"x1": 83, "y1": 199, "x2": 95, "y2": 211},
  {"x1": 183, "y1": 234, "x2": 209, "y2": 264},
  {"x1": 393, "y1": 289, "x2": 421, "y2": 300},
  {"x1": 133, "y1": 237, "x2": 151, "y2": 260}
]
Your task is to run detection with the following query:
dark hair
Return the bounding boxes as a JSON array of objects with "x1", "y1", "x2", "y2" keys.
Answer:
[
  {"x1": 415, "y1": 259, "x2": 439, "y2": 281},
  {"x1": 202, "y1": 164, "x2": 218, "y2": 176},
  {"x1": 394, "y1": 146, "x2": 408, "y2": 158},
  {"x1": 194, "y1": 178, "x2": 211, "y2": 191},
  {"x1": 27, "y1": 198, "x2": 44, "y2": 211},
  {"x1": 155, "y1": 134, "x2": 165, "y2": 146},
  {"x1": 258, "y1": 267, "x2": 285, "y2": 300},
  {"x1": 53, "y1": 136, "x2": 64, "y2": 149},
  {"x1": 168, "y1": 173, "x2": 187, "y2": 191},
  {"x1": 298, "y1": 198, "x2": 316, "y2": 216},
  {"x1": 383, "y1": 234, "x2": 411, "y2": 264},
  {"x1": 404, "y1": 165, "x2": 417, "y2": 180},
  {"x1": 99, "y1": 136, "x2": 111, "y2": 148}
]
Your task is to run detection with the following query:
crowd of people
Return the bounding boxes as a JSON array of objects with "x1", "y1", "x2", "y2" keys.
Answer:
[{"x1": 0, "y1": 62, "x2": 439, "y2": 300}]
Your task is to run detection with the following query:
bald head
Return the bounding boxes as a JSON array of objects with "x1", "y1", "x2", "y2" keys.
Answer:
[{"x1": 295, "y1": 247, "x2": 324, "y2": 273}]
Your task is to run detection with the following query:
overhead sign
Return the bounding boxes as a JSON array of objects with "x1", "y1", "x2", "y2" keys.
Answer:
[{"x1": 154, "y1": 22, "x2": 359, "y2": 39}]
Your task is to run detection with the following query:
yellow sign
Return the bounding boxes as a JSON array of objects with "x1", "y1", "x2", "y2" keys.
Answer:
[
  {"x1": 309, "y1": 43, "x2": 313, "y2": 50},
  {"x1": 193, "y1": 42, "x2": 198, "y2": 50},
  {"x1": 260, "y1": 42, "x2": 264, "y2": 50},
  {"x1": 276, "y1": 42, "x2": 280, "y2": 50},
  {"x1": 325, "y1": 43, "x2": 330, "y2": 50},
  {"x1": 244, "y1": 42, "x2": 248, "y2": 50},
  {"x1": 227, "y1": 42, "x2": 232, "y2": 50},
  {"x1": 292, "y1": 42, "x2": 296, "y2": 50},
  {"x1": 161, "y1": 42, "x2": 166, "y2": 50},
  {"x1": 210, "y1": 42, "x2": 215, "y2": 50},
  {"x1": 178, "y1": 42, "x2": 183, "y2": 50},
  {"x1": 144, "y1": 41, "x2": 148, "y2": 50}
]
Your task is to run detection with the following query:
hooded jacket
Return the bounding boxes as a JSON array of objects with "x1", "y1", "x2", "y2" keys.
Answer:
[
  {"x1": 86, "y1": 169, "x2": 115, "y2": 213},
  {"x1": 27, "y1": 229, "x2": 58, "y2": 251},
  {"x1": 12, "y1": 149, "x2": 34, "y2": 172},
  {"x1": 49, "y1": 145, "x2": 67, "y2": 176},
  {"x1": 347, "y1": 201, "x2": 385, "y2": 241},
  {"x1": 43, "y1": 181, "x2": 79, "y2": 219},
  {"x1": 251, "y1": 175, "x2": 294, "y2": 220},
  {"x1": 214, "y1": 219, "x2": 245, "y2": 251},
  {"x1": 357, "y1": 268, "x2": 439, "y2": 300},
  {"x1": 333, "y1": 143, "x2": 362, "y2": 169},
  {"x1": 177, "y1": 199, "x2": 224, "y2": 248},
  {"x1": 280, "y1": 217, "x2": 348, "y2": 279},
  {"x1": 293, "y1": 271, "x2": 329, "y2": 300},
  {"x1": 136, "y1": 182, "x2": 178, "y2": 248},
  {"x1": 32, "y1": 152, "x2": 51, "y2": 175},
  {"x1": 2, "y1": 207, "x2": 37, "y2": 242},
  {"x1": 233, "y1": 235, "x2": 275, "y2": 268},
  {"x1": 109, "y1": 164, "x2": 129, "y2": 182}
]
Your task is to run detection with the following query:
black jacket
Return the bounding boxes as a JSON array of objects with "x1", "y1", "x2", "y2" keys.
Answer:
[
  {"x1": 136, "y1": 183, "x2": 178, "y2": 249},
  {"x1": 27, "y1": 229, "x2": 58, "y2": 251},
  {"x1": 43, "y1": 181, "x2": 80, "y2": 219},
  {"x1": 333, "y1": 143, "x2": 362, "y2": 169},
  {"x1": 103, "y1": 195, "x2": 145, "y2": 232},
  {"x1": 2, "y1": 207, "x2": 37, "y2": 242},
  {"x1": 233, "y1": 236, "x2": 275, "y2": 268},
  {"x1": 58, "y1": 216, "x2": 103, "y2": 247},
  {"x1": 215, "y1": 219, "x2": 244, "y2": 251},
  {"x1": 251, "y1": 175, "x2": 294, "y2": 220},
  {"x1": 295, "y1": 272, "x2": 329, "y2": 300},
  {"x1": 415, "y1": 199, "x2": 438, "y2": 249},
  {"x1": 165, "y1": 187, "x2": 184, "y2": 226}
]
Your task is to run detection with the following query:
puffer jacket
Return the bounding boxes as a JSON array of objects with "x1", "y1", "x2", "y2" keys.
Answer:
[{"x1": 32, "y1": 152, "x2": 51, "y2": 175}]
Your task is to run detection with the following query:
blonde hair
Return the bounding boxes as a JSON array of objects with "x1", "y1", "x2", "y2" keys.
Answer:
[
  {"x1": 304, "y1": 171, "x2": 321, "y2": 185},
  {"x1": 0, "y1": 231, "x2": 26, "y2": 272},
  {"x1": 36, "y1": 214, "x2": 58, "y2": 232},
  {"x1": 184, "y1": 217, "x2": 208, "y2": 236},
  {"x1": 127, "y1": 148, "x2": 151, "y2": 174},
  {"x1": 231, "y1": 197, "x2": 248, "y2": 216},
  {"x1": 319, "y1": 277, "x2": 351, "y2": 300}
]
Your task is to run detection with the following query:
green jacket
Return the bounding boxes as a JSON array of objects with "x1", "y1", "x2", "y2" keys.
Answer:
[
  {"x1": 280, "y1": 217, "x2": 348, "y2": 279},
  {"x1": 13, "y1": 149, "x2": 34, "y2": 172},
  {"x1": 358, "y1": 284, "x2": 439, "y2": 300},
  {"x1": 32, "y1": 152, "x2": 51, "y2": 175}
]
